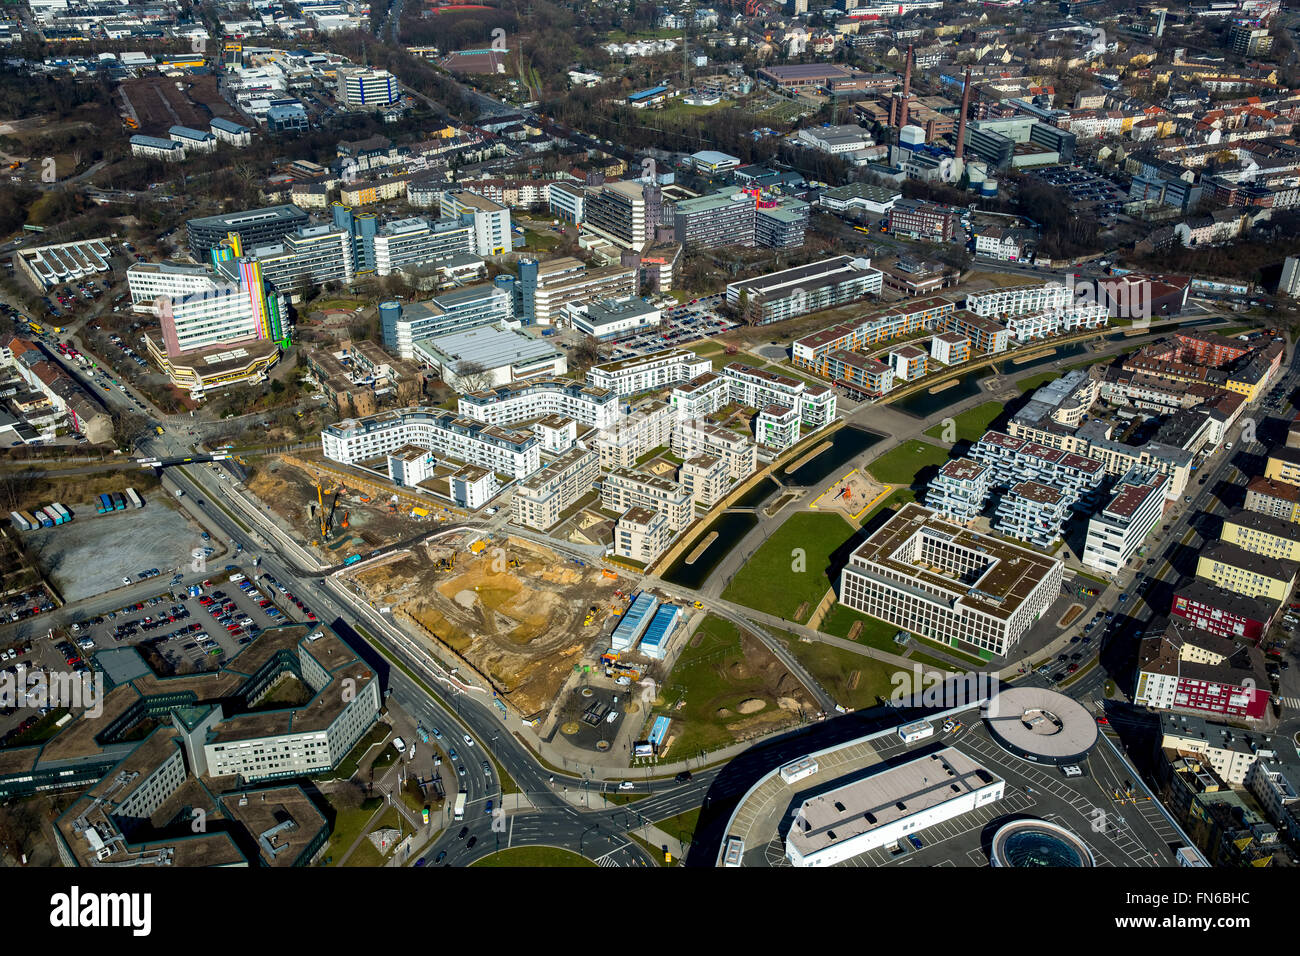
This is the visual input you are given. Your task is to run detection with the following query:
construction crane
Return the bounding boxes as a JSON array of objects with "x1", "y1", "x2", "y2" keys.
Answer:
[{"x1": 315, "y1": 482, "x2": 344, "y2": 540}]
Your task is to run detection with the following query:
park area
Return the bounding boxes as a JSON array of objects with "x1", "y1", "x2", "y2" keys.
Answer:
[
  {"x1": 865, "y1": 439, "x2": 952, "y2": 485},
  {"x1": 652, "y1": 615, "x2": 814, "y2": 758},
  {"x1": 720, "y1": 511, "x2": 858, "y2": 623},
  {"x1": 922, "y1": 401, "x2": 1005, "y2": 446}
]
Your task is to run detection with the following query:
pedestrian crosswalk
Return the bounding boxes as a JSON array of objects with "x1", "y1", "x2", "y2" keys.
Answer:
[
  {"x1": 1279, "y1": 696, "x2": 1300, "y2": 711},
  {"x1": 593, "y1": 850, "x2": 623, "y2": 867}
]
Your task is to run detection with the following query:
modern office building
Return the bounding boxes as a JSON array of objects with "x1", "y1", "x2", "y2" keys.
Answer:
[
  {"x1": 524, "y1": 257, "x2": 638, "y2": 326},
  {"x1": 186, "y1": 204, "x2": 311, "y2": 259},
  {"x1": 168, "y1": 125, "x2": 216, "y2": 153},
  {"x1": 887, "y1": 199, "x2": 956, "y2": 242},
  {"x1": 839, "y1": 503, "x2": 1065, "y2": 658},
  {"x1": 564, "y1": 298, "x2": 661, "y2": 340},
  {"x1": 580, "y1": 180, "x2": 656, "y2": 252},
  {"x1": 440, "y1": 190, "x2": 512, "y2": 257},
  {"x1": 379, "y1": 284, "x2": 515, "y2": 358},
  {"x1": 322, "y1": 407, "x2": 541, "y2": 480},
  {"x1": 370, "y1": 216, "x2": 475, "y2": 276},
  {"x1": 457, "y1": 377, "x2": 620, "y2": 430},
  {"x1": 337, "y1": 67, "x2": 402, "y2": 108},
  {"x1": 130, "y1": 135, "x2": 186, "y2": 162},
  {"x1": 1082, "y1": 466, "x2": 1168, "y2": 574},
  {"x1": 672, "y1": 186, "x2": 809, "y2": 249},
  {"x1": 587, "y1": 348, "x2": 711, "y2": 397},
  {"x1": 925, "y1": 457, "x2": 992, "y2": 524},
  {"x1": 725, "y1": 256, "x2": 882, "y2": 326}
]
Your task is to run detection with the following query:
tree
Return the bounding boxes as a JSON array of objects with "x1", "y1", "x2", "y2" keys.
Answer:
[
  {"x1": 453, "y1": 361, "x2": 493, "y2": 394},
  {"x1": 109, "y1": 409, "x2": 149, "y2": 452}
]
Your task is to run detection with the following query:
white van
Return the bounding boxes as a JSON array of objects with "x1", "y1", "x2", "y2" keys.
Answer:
[{"x1": 229, "y1": 573, "x2": 246, "y2": 583}]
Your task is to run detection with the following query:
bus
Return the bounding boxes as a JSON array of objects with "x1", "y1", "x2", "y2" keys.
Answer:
[{"x1": 27, "y1": 323, "x2": 43, "y2": 334}]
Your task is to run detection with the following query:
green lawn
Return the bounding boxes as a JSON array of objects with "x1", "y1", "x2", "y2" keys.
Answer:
[
  {"x1": 923, "y1": 401, "x2": 1004, "y2": 445},
  {"x1": 654, "y1": 807, "x2": 701, "y2": 844},
  {"x1": 866, "y1": 440, "x2": 952, "y2": 485},
  {"x1": 654, "y1": 615, "x2": 800, "y2": 757},
  {"x1": 471, "y1": 846, "x2": 596, "y2": 867},
  {"x1": 1016, "y1": 371, "x2": 1060, "y2": 393},
  {"x1": 778, "y1": 636, "x2": 901, "y2": 710},
  {"x1": 820, "y1": 604, "x2": 909, "y2": 652},
  {"x1": 721, "y1": 511, "x2": 856, "y2": 621}
]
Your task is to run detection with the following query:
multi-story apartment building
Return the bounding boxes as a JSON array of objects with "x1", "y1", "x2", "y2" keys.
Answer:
[
  {"x1": 1244, "y1": 475, "x2": 1300, "y2": 523},
  {"x1": 1082, "y1": 466, "x2": 1168, "y2": 574},
  {"x1": 440, "y1": 190, "x2": 512, "y2": 257},
  {"x1": 944, "y1": 311, "x2": 1009, "y2": 354},
  {"x1": 588, "y1": 348, "x2": 711, "y2": 397},
  {"x1": 1266, "y1": 445, "x2": 1300, "y2": 486},
  {"x1": 596, "y1": 401, "x2": 675, "y2": 469},
  {"x1": 930, "y1": 331, "x2": 970, "y2": 366},
  {"x1": 724, "y1": 256, "x2": 882, "y2": 325},
  {"x1": 1136, "y1": 618, "x2": 1271, "y2": 722},
  {"x1": 670, "y1": 372, "x2": 730, "y2": 420},
  {"x1": 379, "y1": 284, "x2": 514, "y2": 358},
  {"x1": 994, "y1": 480, "x2": 1071, "y2": 548},
  {"x1": 889, "y1": 344, "x2": 928, "y2": 382},
  {"x1": 457, "y1": 377, "x2": 619, "y2": 430},
  {"x1": 965, "y1": 282, "x2": 1075, "y2": 318},
  {"x1": 1171, "y1": 579, "x2": 1280, "y2": 644},
  {"x1": 322, "y1": 407, "x2": 541, "y2": 481},
  {"x1": 679, "y1": 453, "x2": 732, "y2": 509},
  {"x1": 672, "y1": 186, "x2": 809, "y2": 249},
  {"x1": 755, "y1": 404, "x2": 800, "y2": 451},
  {"x1": 601, "y1": 468, "x2": 694, "y2": 530},
  {"x1": 1004, "y1": 303, "x2": 1110, "y2": 342},
  {"x1": 671, "y1": 419, "x2": 757, "y2": 480},
  {"x1": 970, "y1": 430, "x2": 1106, "y2": 507},
  {"x1": 549, "y1": 181, "x2": 586, "y2": 223},
  {"x1": 925, "y1": 458, "x2": 992, "y2": 524},
  {"x1": 722, "y1": 362, "x2": 837, "y2": 431},
  {"x1": 510, "y1": 446, "x2": 599, "y2": 530},
  {"x1": 792, "y1": 296, "x2": 956, "y2": 369},
  {"x1": 839, "y1": 503, "x2": 1064, "y2": 658},
  {"x1": 1196, "y1": 540, "x2": 1300, "y2": 602},
  {"x1": 819, "y1": 350, "x2": 894, "y2": 398},
  {"x1": 1221, "y1": 508, "x2": 1300, "y2": 562},
  {"x1": 614, "y1": 505, "x2": 674, "y2": 565},
  {"x1": 1159, "y1": 712, "x2": 1278, "y2": 787}
]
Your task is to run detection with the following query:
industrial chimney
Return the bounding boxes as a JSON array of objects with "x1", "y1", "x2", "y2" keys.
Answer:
[
  {"x1": 955, "y1": 67, "x2": 972, "y2": 161},
  {"x1": 899, "y1": 45, "x2": 913, "y2": 130}
]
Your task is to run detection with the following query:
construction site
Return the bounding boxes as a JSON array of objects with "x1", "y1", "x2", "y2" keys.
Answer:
[
  {"x1": 245, "y1": 453, "x2": 461, "y2": 563},
  {"x1": 344, "y1": 531, "x2": 629, "y2": 719}
]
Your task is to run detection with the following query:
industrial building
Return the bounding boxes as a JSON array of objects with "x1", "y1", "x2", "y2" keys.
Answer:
[{"x1": 411, "y1": 324, "x2": 567, "y2": 391}]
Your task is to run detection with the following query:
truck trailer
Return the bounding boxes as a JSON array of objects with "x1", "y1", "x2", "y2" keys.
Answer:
[
  {"x1": 50, "y1": 503, "x2": 70, "y2": 523},
  {"x1": 111, "y1": 492, "x2": 126, "y2": 511},
  {"x1": 125, "y1": 488, "x2": 143, "y2": 508},
  {"x1": 96, "y1": 494, "x2": 112, "y2": 514},
  {"x1": 453, "y1": 790, "x2": 467, "y2": 821},
  {"x1": 9, "y1": 512, "x2": 28, "y2": 531},
  {"x1": 17, "y1": 510, "x2": 38, "y2": 530}
]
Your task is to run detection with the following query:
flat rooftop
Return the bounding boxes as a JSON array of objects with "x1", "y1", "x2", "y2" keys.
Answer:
[
  {"x1": 787, "y1": 748, "x2": 1002, "y2": 858},
  {"x1": 846, "y1": 503, "x2": 1062, "y2": 622}
]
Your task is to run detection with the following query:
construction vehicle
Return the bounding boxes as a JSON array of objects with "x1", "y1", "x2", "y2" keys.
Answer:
[
  {"x1": 340, "y1": 510, "x2": 350, "y2": 529},
  {"x1": 469, "y1": 538, "x2": 487, "y2": 554},
  {"x1": 315, "y1": 482, "x2": 343, "y2": 541}
]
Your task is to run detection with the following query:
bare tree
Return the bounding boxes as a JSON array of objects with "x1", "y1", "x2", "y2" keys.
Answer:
[{"x1": 453, "y1": 361, "x2": 494, "y2": 394}]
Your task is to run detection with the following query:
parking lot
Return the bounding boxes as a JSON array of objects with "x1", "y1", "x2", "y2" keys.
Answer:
[
  {"x1": 600, "y1": 293, "x2": 737, "y2": 360},
  {"x1": 1026, "y1": 164, "x2": 1128, "y2": 219},
  {"x1": 55, "y1": 565, "x2": 319, "y2": 676}
]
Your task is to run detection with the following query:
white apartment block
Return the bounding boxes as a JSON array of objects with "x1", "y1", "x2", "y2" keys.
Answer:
[
  {"x1": 839, "y1": 503, "x2": 1065, "y2": 658},
  {"x1": 924, "y1": 457, "x2": 992, "y2": 524},
  {"x1": 670, "y1": 372, "x2": 730, "y2": 420},
  {"x1": 994, "y1": 480, "x2": 1071, "y2": 549},
  {"x1": 1083, "y1": 466, "x2": 1168, "y2": 574},
  {"x1": 588, "y1": 349, "x2": 712, "y2": 398},
  {"x1": 457, "y1": 377, "x2": 620, "y2": 430},
  {"x1": 722, "y1": 362, "x2": 837, "y2": 429},
  {"x1": 510, "y1": 445, "x2": 600, "y2": 530},
  {"x1": 1005, "y1": 303, "x2": 1110, "y2": 343},
  {"x1": 672, "y1": 419, "x2": 758, "y2": 481},
  {"x1": 601, "y1": 468, "x2": 694, "y2": 531},
  {"x1": 596, "y1": 401, "x2": 676, "y2": 469},
  {"x1": 756, "y1": 403, "x2": 800, "y2": 451},
  {"x1": 965, "y1": 282, "x2": 1075, "y2": 318},
  {"x1": 680, "y1": 454, "x2": 732, "y2": 509},
  {"x1": 321, "y1": 407, "x2": 540, "y2": 481},
  {"x1": 440, "y1": 190, "x2": 512, "y2": 257}
]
